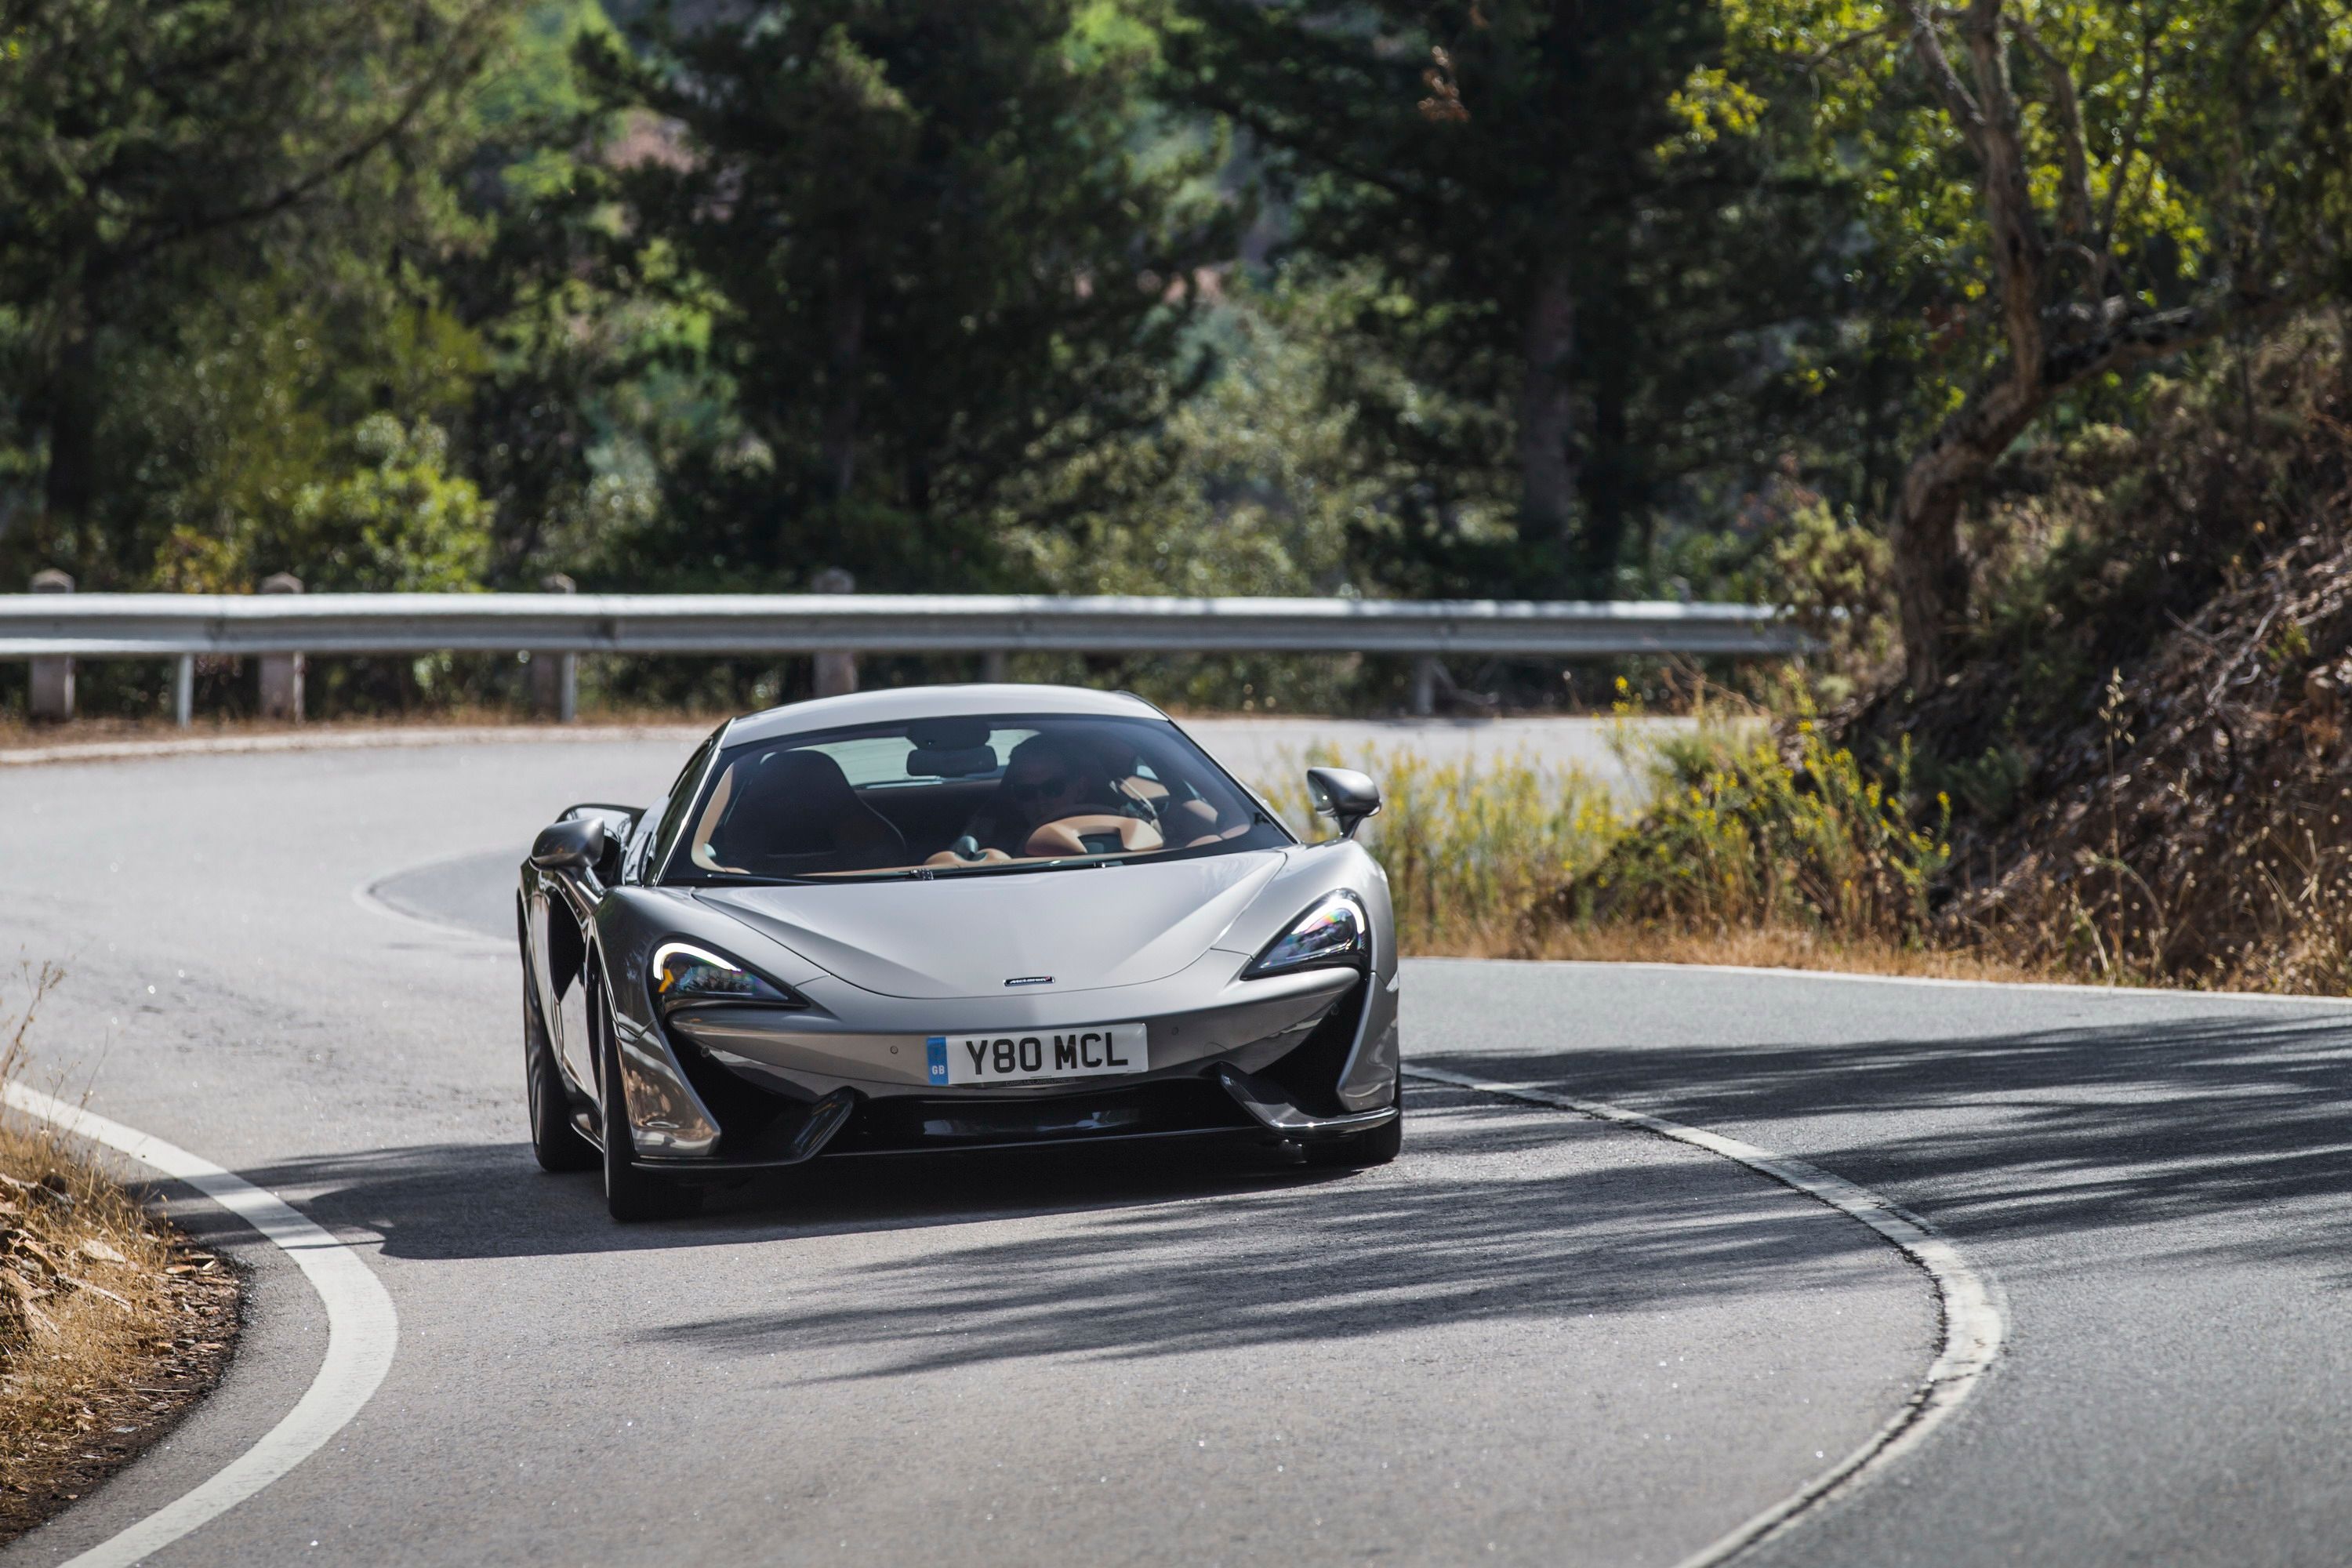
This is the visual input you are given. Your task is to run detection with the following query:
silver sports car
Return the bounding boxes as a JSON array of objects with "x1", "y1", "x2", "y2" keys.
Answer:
[{"x1": 517, "y1": 684, "x2": 1401, "y2": 1219}]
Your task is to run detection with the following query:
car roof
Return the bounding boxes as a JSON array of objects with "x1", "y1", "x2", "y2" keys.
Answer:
[{"x1": 721, "y1": 684, "x2": 1168, "y2": 746}]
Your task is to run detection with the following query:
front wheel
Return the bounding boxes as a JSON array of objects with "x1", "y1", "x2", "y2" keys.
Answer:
[
  {"x1": 596, "y1": 991, "x2": 701, "y2": 1222},
  {"x1": 524, "y1": 972, "x2": 597, "y2": 1173}
]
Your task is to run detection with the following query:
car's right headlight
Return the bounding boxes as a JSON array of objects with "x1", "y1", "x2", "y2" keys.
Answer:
[
  {"x1": 1243, "y1": 892, "x2": 1368, "y2": 978},
  {"x1": 650, "y1": 941, "x2": 807, "y2": 1011}
]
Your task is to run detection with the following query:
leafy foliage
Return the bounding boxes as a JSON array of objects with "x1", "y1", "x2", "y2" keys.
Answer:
[
  {"x1": 1165, "y1": 0, "x2": 1866, "y2": 594},
  {"x1": 1697, "y1": 0, "x2": 2352, "y2": 682},
  {"x1": 0, "y1": 0, "x2": 514, "y2": 577},
  {"x1": 572, "y1": 0, "x2": 1232, "y2": 590},
  {"x1": 1577, "y1": 714, "x2": 1952, "y2": 942}
]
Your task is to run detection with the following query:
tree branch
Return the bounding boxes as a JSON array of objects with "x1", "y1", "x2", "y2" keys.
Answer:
[
  {"x1": 2041, "y1": 291, "x2": 2302, "y2": 392},
  {"x1": 2013, "y1": 17, "x2": 2096, "y2": 252},
  {"x1": 1892, "y1": 0, "x2": 1987, "y2": 151},
  {"x1": 114, "y1": 0, "x2": 508, "y2": 268},
  {"x1": 1802, "y1": 17, "x2": 1906, "y2": 71},
  {"x1": 1951, "y1": 0, "x2": 2048, "y2": 383}
]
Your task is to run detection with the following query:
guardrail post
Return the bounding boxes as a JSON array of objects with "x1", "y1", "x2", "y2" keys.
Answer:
[
  {"x1": 528, "y1": 574, "x2": 578, "y2": 723},
  {"x1": 1411, "y1": 656, "x2": 1439, "y2": 717},
  {"x1": 27, "y1": 569, "x2": 74, "y2": 722},
  {"x1": 172, "y1": 655, "x2": 194, "y2": 728},
  {"x1": 257, "y1": 572, "x2": 304, "y2": 723},
  {"x1": 812, "y1": 568, "x2": 858, "y2": 698},
  {"x1": 981, "y1": 651, "x2": 1007, "y2": 683}
]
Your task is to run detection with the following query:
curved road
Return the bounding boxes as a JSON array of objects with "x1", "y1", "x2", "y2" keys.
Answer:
[{"x1": 1, "y1": 737, "x2": 2346, "y2": 1566}]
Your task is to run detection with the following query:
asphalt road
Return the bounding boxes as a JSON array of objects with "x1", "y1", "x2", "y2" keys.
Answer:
[{"x1": 2, "y1": 735, "x2": 2347, "y2": 1566}]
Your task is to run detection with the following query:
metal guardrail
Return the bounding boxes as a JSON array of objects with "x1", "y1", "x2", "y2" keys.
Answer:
[
  {"x1": 0, "y1": 590, "x2": 1808, "y2": 724},
  {"x1": 0, "y1": 592, "x2": 1804, "y2": 659}
]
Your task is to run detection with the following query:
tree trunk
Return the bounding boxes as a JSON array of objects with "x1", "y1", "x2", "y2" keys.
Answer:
[
  {"x1": 1888, "y1": 467, "x2": 1970, "y2": 693},
  {"x1": 1888, "y1": 1, "x2": 2052, "y2": 691},
  {"x1": 822, "y1": 275, "x2": 866, "y2": 502},
  {"x1": 1516, "y1": 260, "x2": 1579, "y2": 589},
  {"x1": 42, "y1": 325, "x2": 99, "y2": 535},
  {"x1": 1889, "y1": 378, "x2": 2042, "y2": 689},
  {"x1": 1577, "y1": 289, "x2": 1637, "y2": 595}
]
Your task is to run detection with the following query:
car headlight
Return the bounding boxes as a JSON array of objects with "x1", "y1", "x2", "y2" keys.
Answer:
[
  {"x1": 650, "y1": 942, "x2": 805, "y2": 1011},
  {"x1": 1244, "y1": 892, "x2": 1368, "y2": 978}
]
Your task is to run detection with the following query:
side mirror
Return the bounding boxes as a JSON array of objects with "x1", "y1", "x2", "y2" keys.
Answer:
[
  {"x1": 1305, "y1": 767, "x2": 1381, "y2": 840},
  {"x1": 531, "y1": 817, "x2": 605, "y2": 875}
]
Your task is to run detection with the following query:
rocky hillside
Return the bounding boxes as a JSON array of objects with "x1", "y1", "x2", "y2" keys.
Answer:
[{"x1": 1851, "y1": 323, "x2": 2352, "y2": 989}]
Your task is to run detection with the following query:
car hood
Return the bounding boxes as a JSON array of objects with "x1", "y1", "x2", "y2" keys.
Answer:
[{"x1": 693, "y1": 851, "x2": 1287, "y2": 1000}]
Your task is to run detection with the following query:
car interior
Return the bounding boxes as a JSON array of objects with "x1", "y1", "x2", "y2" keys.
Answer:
[{"x1": 677, "y1": 713, "x2": 1279, "y2": 881}]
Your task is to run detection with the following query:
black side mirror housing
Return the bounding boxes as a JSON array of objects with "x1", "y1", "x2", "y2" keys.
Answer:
[
  {"x1": 531, "y1": 817, "x2": 605, "y2": 875},
  {"x1": 1305, "y1": 767, "x2": 1382, "y2": 840}
]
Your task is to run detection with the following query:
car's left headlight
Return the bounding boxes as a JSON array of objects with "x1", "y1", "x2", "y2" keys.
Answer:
[
  {"x1": 651, "y1": 941, "x2": 806, "y2": 1011},
  {"x1": 1244, "y1": 891, "x2": 1368, "y2": 978}
]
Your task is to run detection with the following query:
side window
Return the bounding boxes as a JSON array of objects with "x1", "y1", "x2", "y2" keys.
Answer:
[
  {"x1": 646, "y1": 731, "x2": 720, "y2": 882},
  {"x1": 622, "y1": 799, "x2": 664, "y2": 884}
]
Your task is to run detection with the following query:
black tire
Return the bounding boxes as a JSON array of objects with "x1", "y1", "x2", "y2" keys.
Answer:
[
  {"x1": 524, "y1": 971, "x2": 597, "y2": 1173},
  {"x1": 595, "y1": 985, "x2": 701, "y2": 1222},
  {"x1": 1308, "y1": 1073, "x2": 1404, "y2": 1169}
]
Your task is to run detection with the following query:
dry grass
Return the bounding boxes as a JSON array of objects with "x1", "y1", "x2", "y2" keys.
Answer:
[
  {"x1": 1252, "y1": 731, "x2": 2187, "y2": 992},
  {"x1": 1262, "y1": 745, "x2": 1626, "y2": 951},
  {"x1": 1432, "y1": 922, "x2": 2049, "y2": 982},
  {"x1": 1263, "y1": 717, "x2": 1970, "y2": 953},
  {"x1": 0, "y1": 966, "x2": 238, "y2": 1542}
]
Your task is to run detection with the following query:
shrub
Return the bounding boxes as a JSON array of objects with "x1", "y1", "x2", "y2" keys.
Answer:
[
  {"x1": 1566, "y1": 717, "x2": 1951, "y2": 946},
  {"x1": 1257, "y1": 705, "x2": 1947, "y2": 957}
]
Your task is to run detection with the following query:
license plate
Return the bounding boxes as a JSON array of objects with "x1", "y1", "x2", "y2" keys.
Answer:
[{"x1": 926, "y1": 1024, "x2": 1149, "y2": 1086}]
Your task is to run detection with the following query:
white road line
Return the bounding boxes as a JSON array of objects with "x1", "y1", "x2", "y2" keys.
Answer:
[
  {"x1": 0, "y1": 723, "x2": 706, "y2": 768},
  {"x1": 2, "y1": 1083, "x2": 397, "y2": 1567},
  {"x1": 1405, "y1": 1065, "x2": 2005, "y2": 1568}
]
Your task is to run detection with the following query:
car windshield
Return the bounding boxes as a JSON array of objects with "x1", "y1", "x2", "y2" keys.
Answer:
[{"x1": 662, "y1": 713, "x2": 1292, "y2": 884}]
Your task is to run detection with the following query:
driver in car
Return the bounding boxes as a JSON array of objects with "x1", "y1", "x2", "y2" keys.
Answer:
[{"x1": 963, "y1": 735, "x2": 1130, "y2": 855}]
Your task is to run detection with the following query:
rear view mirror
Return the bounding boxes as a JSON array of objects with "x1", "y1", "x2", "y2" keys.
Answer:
[
  {"x1": 1305, "y1": 767, "x2": 1381, "y2": 840},
  {"x1": 907, "y1": 745, "x2": 1000, "y2": 778},
  {"x1": 531, "y1": 817, "x2": 605, "y2": 874}
]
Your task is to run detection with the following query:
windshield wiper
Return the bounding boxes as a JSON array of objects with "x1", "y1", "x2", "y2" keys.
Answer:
[{"x1": 924, "y1": 857, "x2": 1117, "y2": 879}]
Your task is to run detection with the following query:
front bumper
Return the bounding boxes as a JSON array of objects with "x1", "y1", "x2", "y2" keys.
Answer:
[
  {"x1": 630, "y1": 1069, "x2": 1399, "y2": 1174},
  {"x1": 635, "y1": 957, "x2": 1392, "y2": 1171}
]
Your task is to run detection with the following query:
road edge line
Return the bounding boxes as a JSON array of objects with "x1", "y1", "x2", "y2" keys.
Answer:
[
  {"x1": 1403, "y1": 1065, "x2": 2004, "y2": 1568},
  {"x1": 0, "y1": 723, "x2": 707, "y2": 769},
  {"x1": 2, "y1": 1082, "x2": 398, "y2": 1567}
]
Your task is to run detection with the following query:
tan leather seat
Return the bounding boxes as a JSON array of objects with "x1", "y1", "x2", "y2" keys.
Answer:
[{"x1": 713, "y1": 750, "x2": 906, "y2": 870}]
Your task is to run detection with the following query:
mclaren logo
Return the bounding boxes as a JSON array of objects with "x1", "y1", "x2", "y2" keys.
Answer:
[{"x1": 1004, "y1": 975, "x2": 1054, "y2": 987}]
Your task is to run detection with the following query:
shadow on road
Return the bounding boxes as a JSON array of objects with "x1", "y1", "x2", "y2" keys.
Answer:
[
  {"x1": 183, "y1": 1008, "x2": 2352, "y2": 1380},
  {"x1": 1425, "y1": 1007, "x2": 2352, "y2": 1266},
  {"x1": 220, "y1": 1085, "x2": 1904, "y2": 1377}
]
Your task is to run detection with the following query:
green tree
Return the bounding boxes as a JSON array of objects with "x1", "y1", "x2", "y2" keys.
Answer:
[
  {"x1": 0, "y1": 0, "x2": 514, "y2": 561},
  {"x1": 1701, "y1": 0, "x2": 2352, "y2": 688},
  {"x1": 575, "y1": 0, "x2": 1229, "y2": 589},
  {"x1": 1165, "y1": 0, "x2": 1849, "y2": 596}
]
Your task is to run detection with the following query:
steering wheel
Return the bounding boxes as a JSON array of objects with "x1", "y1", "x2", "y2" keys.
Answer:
[
  {"x1": 925, "y1": 834, "x2": 1011, "y2": 869},
  {"x1": 1023, "y1": 815, "x2": 1166, "y2": 858}
]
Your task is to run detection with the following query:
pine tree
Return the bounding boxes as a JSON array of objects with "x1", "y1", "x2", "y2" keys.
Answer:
[
  {"x1": 577, "y1": 1, "x2": 1231, "y2": 587},
  {"x1": 0, "y1": 0, "x2": 513, "y2": 562},
  {"x1": 1165, "y1": 0, "x2": 1846, "y2": 595}
]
